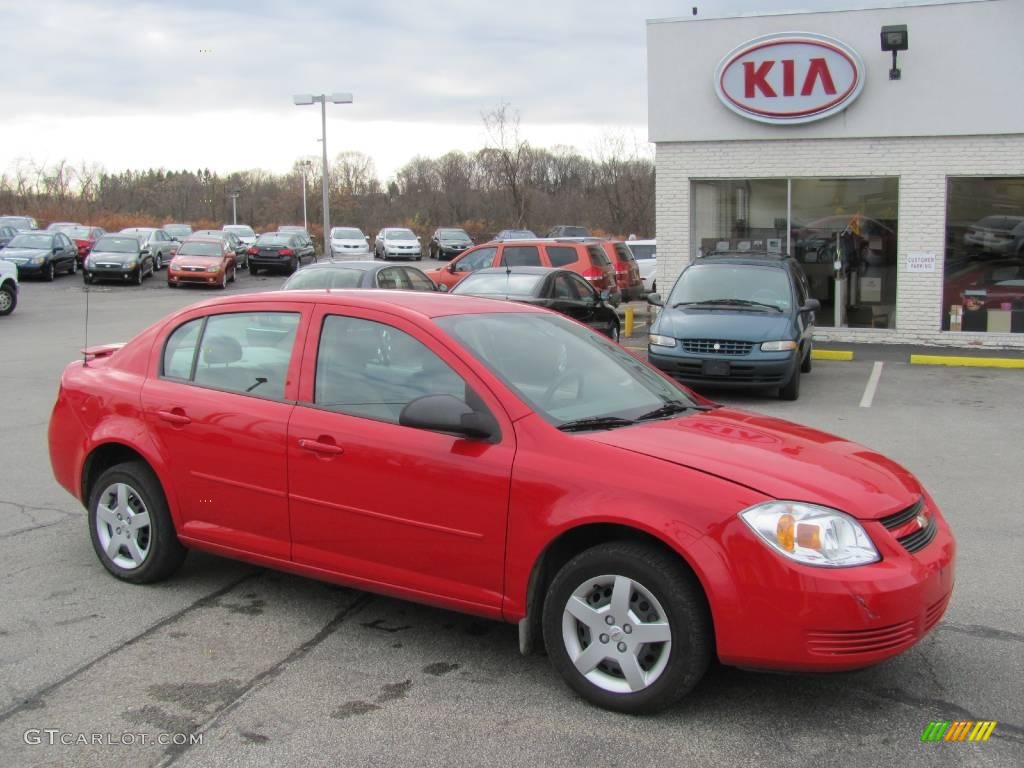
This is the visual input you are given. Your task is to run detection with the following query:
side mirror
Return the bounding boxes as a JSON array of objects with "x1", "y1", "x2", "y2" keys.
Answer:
[
  {"x1": 646, "y1": 292, "x2": 664, "y2": 307},
  {"x1": 53, "y1": 246, "x2": 61, "y2": 253},
  {"x1": 437, "y1": 283, "x2": 449, "y2": 292},
  {"x1": 399, "y1": 394, "x2": 497, "y2": 440},
  {"x1": 802, "y1": 299, "x2": 821, "y2": 313},
  {"x1": 447, "y1": 263, "x2": 457, "y2": 273}
]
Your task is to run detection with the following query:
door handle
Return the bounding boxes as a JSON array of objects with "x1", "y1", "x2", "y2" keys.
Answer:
[
  {"x1": 157, "y1": 409, "x2": 191, "y2": 426},
  {"x1": 298, "y1": 438, "x2": 344, "y2": 456}
]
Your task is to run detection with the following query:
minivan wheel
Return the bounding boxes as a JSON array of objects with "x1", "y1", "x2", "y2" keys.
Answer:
[
  {"x1": 87, "y1": 461, "x2": 187, "y2": 584},
  {"x1": 779, "y1": 366, "x2": 801, "y2": 400},
  {"x1": 542, "y1": 542, "x2": 711, "y2": 714}
]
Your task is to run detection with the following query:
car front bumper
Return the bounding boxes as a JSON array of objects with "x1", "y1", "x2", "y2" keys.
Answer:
[
  {"x1": 649, "y1": 347, "x2": 798, "y2": 388},
  {"x1": 84, "y1": 265, "x2": 142, "y2": 282},
  {"x1": 168, "y1": 267, "x2": 224, "y2": 285},
  {"x1": 706, "y1": 496, "x2": 955, "y2": 671}
]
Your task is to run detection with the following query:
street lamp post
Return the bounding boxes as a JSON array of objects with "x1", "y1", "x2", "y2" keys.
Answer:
[
  {"x1": 299, "y1": 160, "x2": 313, "y2": 232},
  {"x1": 228, "y1": 189, "x2": 240, "y2": 225},
  {"x1": 293, "y1": 92, "x2": 353, "y2": 258}
]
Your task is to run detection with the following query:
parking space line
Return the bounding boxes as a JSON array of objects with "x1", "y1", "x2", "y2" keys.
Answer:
[{"x1": 859, "y1": 361, "x2": 884, "y2": 408}]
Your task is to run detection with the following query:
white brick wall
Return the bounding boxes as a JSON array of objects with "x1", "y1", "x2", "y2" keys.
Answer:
[{"x1": 655, "y1": 135, "x2": 1024, "y2": 349}]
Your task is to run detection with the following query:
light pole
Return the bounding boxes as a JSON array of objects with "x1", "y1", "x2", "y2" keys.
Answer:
[
  {"x1": 293, "y1": 92, "x2": 353, "y2": 257},
  {"x1": 298, "y1": 160, "x2": 313, "y2": 231},
  {"x1": 228, "y1": 189, "x2": 240, "y2": 225}
]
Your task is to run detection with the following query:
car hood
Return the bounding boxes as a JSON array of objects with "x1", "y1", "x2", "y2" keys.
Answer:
[
  {"x1": 90, "y1": 251, "x2": 140, "y2": 264},
  {"x1": 582, "y1": 408, "x2": 921, "y2": 520},
  {"x1": 332, "y1": 238, "x2": 368, "y2": 246},
  {"x1": 655, "y1": 308, "x2": 794, "y2": 342},
  {"x1": 173, "y1": 255, "x2": 223, "y2": 267},
  {"x1": 386, "y1": 240, "x2": 418, "y2": 246},
  {"x1": 0, "y1": 247, "x2": 48, "y2": 260}
]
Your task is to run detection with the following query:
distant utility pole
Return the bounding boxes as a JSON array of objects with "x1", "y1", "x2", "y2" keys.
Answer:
[{"x1": 228, "y1": 189, "x2": 241, "y2": 224}]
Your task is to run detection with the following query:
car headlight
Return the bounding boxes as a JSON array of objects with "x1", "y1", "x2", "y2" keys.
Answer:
[
  {"x1": 761, "y1": 340, "x2": 798, "y2": 352},
  {"x1": 32, "y1": 255, "x2": 46, "y2": 264},
  {"x1": 207, "y1": 265, "x2": 220, "y2": 272},
  {"x1": 125, "y1": 260, "x2": 137, "y2": 269},
  {"x1": 649, "y1": 334, "x2": 677, "y2": 348},
  {"x1": 740, "y1": 501, "x2": 880, "y2": 567}
]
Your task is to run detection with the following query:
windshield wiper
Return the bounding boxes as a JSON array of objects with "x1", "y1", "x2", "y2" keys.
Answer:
[
  {"x1": 636, "y1": 402, "x2": 717, "y2": 421},
  {"x1": 673, "y1": 299, "x2": 782, "y2": 312},
  {"x1": 557, "y1": 416, "x2": 636, "y2": 432}
]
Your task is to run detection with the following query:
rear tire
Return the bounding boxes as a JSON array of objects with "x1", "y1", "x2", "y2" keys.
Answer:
[
  {"x1": 134, "y1": 267, "x2": 143, "y2": 286},
  {"x1": 0, "y1": 284, "x2": 16, "y2": 315},
  {"x1": 87, "y1": 461, "x2": 187, "y2": 584},
  {"x1": 69, "y1": 258, "x2": 77, "y2": 275},
  {"x1": 542, "y1": 541, "x2": 711, "y2": 714}
]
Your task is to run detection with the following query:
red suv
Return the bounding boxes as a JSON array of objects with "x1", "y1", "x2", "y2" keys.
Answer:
[
  {"x1": 425, "y1": 239, "x2": 620, "y2": 303},
  {"x1": 49, "y1": 291, "x2": 954, "y2": 714},
  {"x1": 596, "y1": 241, "x2": 644, "y2": 302}
]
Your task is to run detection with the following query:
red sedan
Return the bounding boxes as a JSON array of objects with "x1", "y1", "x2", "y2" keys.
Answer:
[
  {"x1": 65, "y1": 225, "x2": 106, "y2": 265},
  {"x1": 47, "y1": 291, "x2": 954, "y2": 713}
]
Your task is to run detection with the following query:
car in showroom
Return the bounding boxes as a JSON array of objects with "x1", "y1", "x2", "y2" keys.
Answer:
[
  {"x1": 167, "y1": 236, "x2": 236, "y2": 289},
  {"x1": 424, "y1": 238, "x2": 620, "y2": 303},
  {"x1": 428, "y1": 227, "x2": 474, "y2": 260},
  {"x1": 248, "y1": 231, "x2": 315, "y2": 275},
  {"x1": 451, "y1": 266, "x2": 620, "y2": 340},
  {"x1": 963, "y1": 215, "x2": 1024, "y2": 258},
  {"x1": 283, "y1": 260, "x2": 438, "y2": 291},
  {"x1": 647, "y1": 251, "x2": 818, "y2": 401},
  {"x1": 82, "y1": 234, "x2": 156, "y2": 285},
  {"x1": 627, "y1": 239, "x2": 657, "y2": 293},
  {"x1": 0, "y1": 231, "x2": 79, "y2": 280},
  {"x1": 119, "y1": 227, "x2": 176, "y2": 271},
  {"x1": 374, "y1": 228, "x2": 422, "y2": 260},
  {"x1": 0, "y1": 258, "x2": 18, "y2": 315},
  {"x1": 329, "y1": 226, "x2": 371, "y2": 259},
  {"x1": 47, "y1": 289, "x2": 955, "y2": 714}
]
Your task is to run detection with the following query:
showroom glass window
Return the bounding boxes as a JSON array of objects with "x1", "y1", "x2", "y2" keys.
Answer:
[
  {"x1": 943, "y1": 177, "x2": 1024, "y2": 333},
  {"x1": 691, "y1": 178, "x2": 898, "y2": 329}
]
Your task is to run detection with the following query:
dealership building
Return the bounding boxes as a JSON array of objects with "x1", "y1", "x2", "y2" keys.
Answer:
[{"x1": 647, "y1": 0, "x2": 1024, "y2": 347}]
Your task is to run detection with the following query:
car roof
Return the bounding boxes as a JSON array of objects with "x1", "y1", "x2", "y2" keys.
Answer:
[
  {"x1": 295, "y1": 260, "x2": 378, "y2": 271},
  {"x1": 179, "y1": 236, "x2": 224, "y2": 244},
  {"x1": 471, "y1": 266, "x2": 560, "y2": 276},
  {"x1": 173, "y1": 289, "x2": 540, "y2": 321},
  {"x1": 698, "y1": 251, "x2": 792, "y2": 267}
]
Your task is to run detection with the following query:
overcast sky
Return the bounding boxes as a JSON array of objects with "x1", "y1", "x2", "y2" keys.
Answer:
[{"x1": 0, "y1": 0, "x2": 714, "y2": 180}]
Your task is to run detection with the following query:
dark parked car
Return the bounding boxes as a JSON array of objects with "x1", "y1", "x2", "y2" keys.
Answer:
[
  {"x1": 428, "y1": 228, "x2": 473, "y2": 260},
  {"x1": 546, "y1": 225, "x2": 591, "y2": 238},
  {"x1": 164, "y1": 223, "x2": 194, "y2": 242},
  {"x1": 0, "y1": 231, "x2": 79, "y2": 280},
  {"x1": 223, "y1": 224, "x2": 257, "y2": 248},
  {"x1": 119, "y1": 228, "x2": 176, "y2": 270},
  {"x1": 0, "y1": 225, "x2": 19, "y2": 249},
  {"x1": 647, "y1": 252, "x2": 818, "y2": 400},
  {"x1": 283, "y1": 261, "x2": 438, "y2": 291},
  {"x1": 451, "y1": 267, "x2": 621, "y2": 341},
  {"x1": 277, "y1": 226, "x2": 316, "y2": 254},
  {"x1": 83, "y1": 235, "x2": 155, "y2": 285},
  {"x1": 193, "y1": 230, "x2": 248, "y2": 268},
  {"x1": 248, "y1": 232, "x2": 315, "y2": 275}
]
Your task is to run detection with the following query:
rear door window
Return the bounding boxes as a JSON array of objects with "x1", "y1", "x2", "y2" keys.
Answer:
[
  {"x1": 546, "y1": 246, "x2": 579, "y2": 267},
  {"x1": 500, "y1": 246, "x2": 541, "y2": 267}
]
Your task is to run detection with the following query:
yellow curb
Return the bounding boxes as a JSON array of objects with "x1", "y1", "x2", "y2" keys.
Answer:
[
  {"x1": 909, "y1": 354, "x2": 1024, "y2": 369},
  {"x1": 812, "y1": 349, "x2": 854, "y2": 361}
]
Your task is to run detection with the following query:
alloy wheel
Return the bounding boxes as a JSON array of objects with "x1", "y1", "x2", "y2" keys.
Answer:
[{"x1": 94, "y1": 482, "x2": 152, "y2": 570}]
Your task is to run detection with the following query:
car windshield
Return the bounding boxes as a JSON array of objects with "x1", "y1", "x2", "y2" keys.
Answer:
[
  {"x1": 66, "y1": 227, "x2": 93, "y2": 239},
  {"x1": 437, "y1": 312, "x2": 697, "y2": 426},
  {"x1": 628, "y1": 244, "x2": 656, "y2": 260},
  {"x1": 8, "y1": 234, "x2": 53, "y2": 248},
  {"x1": 165, "y1": 225, "x2": 191, "y2": 236},
  {"x1": 331, "y1": 228, "x2": 363, "y2": 239},
  {"x1": 224, "y1": 226, "x2": 256, "y2": 237},
  {"x1": 286, "y1": 268, "x2": 365, "y2": 289},
  {"x1": 257, "y1": 234, "x2": 292, "y2": 246},
  {"x1": 453, "y1": 272, "x2": 542, "y2": 296},
  {"x1": 668, "y1": 264, "x2": 793, "y2": 311},
  {"x1": 387, "y1": 229, "x2": 417, "y2": 240},
  {"x1": 440, "y1": 229, "x2": 470, "y2": 240},
  {"x1": 177, "y1": 242, "x2": 222, "y2": 257},
  {"x1": 93, "y1": 237, "x2": 139, "y2": 253}
]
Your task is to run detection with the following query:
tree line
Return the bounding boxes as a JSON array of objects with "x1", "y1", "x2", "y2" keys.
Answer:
[{"x1": 0, "y1": 107, "x2": 654, "y2": 243}]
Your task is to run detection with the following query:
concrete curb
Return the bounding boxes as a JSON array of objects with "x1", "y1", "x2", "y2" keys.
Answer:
[{"x1": 812, "y1": 349, "x2": 854, "y2": 361}]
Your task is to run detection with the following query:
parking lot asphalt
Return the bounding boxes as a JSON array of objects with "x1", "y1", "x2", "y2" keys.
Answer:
[{"x1": 1, "y1": 262, "x2": 1022, "y2": 767}]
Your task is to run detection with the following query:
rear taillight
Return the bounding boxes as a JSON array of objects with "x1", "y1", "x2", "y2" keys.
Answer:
[
  {"x1": 247, "y1": 246, "x2": 258, "y2": 254},
  {"x1": 280, "y1": 248, "x2": 295, "y2": 256}
]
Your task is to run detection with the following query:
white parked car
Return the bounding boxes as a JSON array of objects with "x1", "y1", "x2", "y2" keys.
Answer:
[
  {"x1": 627, "y1": 239, "x2": 657, "y2": 292},
  {"x1": 222, "y1": 224, "x2": 257, "y2": 248},
  {"x1": 0, "y1": 259, "x2": 19, "y2": 316},
  {"x1": 330, "y1": 226, "x2": 371, "y2": 259},
  {"x1": 373, "y1": 228, "x2": 422, "y2": 260}
]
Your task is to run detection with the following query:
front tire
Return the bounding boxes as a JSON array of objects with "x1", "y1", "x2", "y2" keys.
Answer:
[
  {"x1": 542, "y1": 541, "x2": 711, "y2": 714},
  {"x1": 779, "y1": 366, "x2": 801, "y2": 400},
  {"x1": 87, "y1": 461, "x2": 187, "y2": 584},
  {"x1": 69, "y1": 258, "x2": 77, "y2": 275},
  {"x1": 155, "y1": 252, "x2": 163, "y2": 270},
  {"x1": 44, "y1": 262, "x2": 55, "y2": 282},
  {"x1": 801, "y1": 345, "x2": 812, "y2": 373},
  {"x1": 0, "y1": 284, "x2": 16, "y2": 315}
]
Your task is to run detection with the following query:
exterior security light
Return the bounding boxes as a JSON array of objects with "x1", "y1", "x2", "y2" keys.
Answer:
[
  {"x1": 293, "y1": 94, "x2": 315, "y2": 106},
  {"x1": 329, "y1": 92, "x2": 354, "y2": 104},
  {"x1": 880, "y1": 25, "x2": 908, "y2": 80}
]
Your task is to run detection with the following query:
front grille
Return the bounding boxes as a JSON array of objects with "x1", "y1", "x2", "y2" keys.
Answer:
[
  {"x1": 181, "y1": 266, "x2": 206, "y2": 272},
  {"x1": 898, "y1": 517, "x2": 938, "y2": 554},
  {"x1": 925, "y1": 595, "x2": 950, "y2": 632},
  {"x1": 659, "y1": 360, "x2": 786, "y2": 385},
  {"x1": 880, "y1": 498, "x2": 924, "y2": 530},
  {"x1": 806, "y1": 620, "x2": 917, "y2": 656},
  {"x1": 681, "y1": 339, "x2": 754, "y2": 355}
]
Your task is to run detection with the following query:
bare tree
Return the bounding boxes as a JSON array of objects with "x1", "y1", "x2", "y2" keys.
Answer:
[{"x1": 481, "y1": 103, "x2": 532, "y2": 227}]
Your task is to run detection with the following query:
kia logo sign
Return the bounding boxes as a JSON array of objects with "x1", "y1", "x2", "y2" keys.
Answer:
[{"x1": 715, "y1": 32, "x2": 865, "y2": 124}]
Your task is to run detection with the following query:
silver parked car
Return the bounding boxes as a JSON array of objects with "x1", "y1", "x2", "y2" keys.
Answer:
[
  {"x1": 119, "y1": 227, "x2": 176, "y2": 270},
  {"x1": 373, "y1": 228, "x2": 422, "y2": 260}
]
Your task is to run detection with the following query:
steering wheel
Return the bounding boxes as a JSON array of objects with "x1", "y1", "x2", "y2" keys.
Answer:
[{"x1": 541, "y1": 370, "x2": 584, "y2": 407}]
